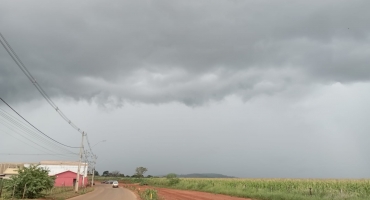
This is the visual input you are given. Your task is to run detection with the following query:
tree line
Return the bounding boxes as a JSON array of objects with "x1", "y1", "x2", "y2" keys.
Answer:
[{"x1": 100, "y1": 166, "x2": 150, "y2": 178}]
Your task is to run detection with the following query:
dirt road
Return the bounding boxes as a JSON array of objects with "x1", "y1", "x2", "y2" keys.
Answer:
[
  {"x1": 124, "y1": 184, "x2": 252, "y2": 200},
  {"x1": 69, "y1": 183, "x2": 137, "y2": 200}
]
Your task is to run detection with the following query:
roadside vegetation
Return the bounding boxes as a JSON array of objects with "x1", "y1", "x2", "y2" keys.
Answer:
[
  {"x1": 43, "y1": 187, "x2": 94, "y2": 200},
  {"x1": 138, "y1": 188, "x2": 160, "y2": 200},
  {"x1": 1, "y1": 184, "x2": 93, "y2": 200},
  {"x1": 97, "y1": 174, "x2": 370, "y2": 200},
  {"x1": 2, "y1": 165, "x2": 54, "y2": 199},
  {"x1": 96, "y1": 166, "x2": 370, "y2": 200},
  {"x1": 137, "y1": 178, "x2": 370, "y2": 200},
  {"x1": 0, "y1": 165, "x2": 93, "y2": 200}
]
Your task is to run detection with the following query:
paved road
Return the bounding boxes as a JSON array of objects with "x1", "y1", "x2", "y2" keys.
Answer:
[{"x1": 70, "y1": 183, "x2": 137, "y2": 200}]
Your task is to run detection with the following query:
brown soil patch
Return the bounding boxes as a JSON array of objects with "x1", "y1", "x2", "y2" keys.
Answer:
[{"x1": 122, "y1": 183, "x2": 252, "y2": 200}]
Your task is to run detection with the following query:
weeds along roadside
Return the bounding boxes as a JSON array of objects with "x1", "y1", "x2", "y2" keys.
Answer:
[
  {"x1": 120, "y1": 177, "x2": 370, "y2": 200},
  {"x1": 0, "y1": 179, "x2": 93, "y2": 200}
]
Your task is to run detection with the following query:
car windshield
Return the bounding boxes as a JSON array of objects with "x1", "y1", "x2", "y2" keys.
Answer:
[{"x1": 113, "y1": 181, "x2": 118, "y2": 184}]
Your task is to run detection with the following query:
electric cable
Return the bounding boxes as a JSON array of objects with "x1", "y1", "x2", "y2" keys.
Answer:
[
  {"x1": 0, "y1": 98, "x2": 79, "y2": 148},
  {"x1": 0, "y1": 32, "x2": 94, "y2": 157},
  {"x1": 0, "y1": 153, "x2": 76, "y2": 156},
  {"x1": 0, "y1": 128, "x2": 77, "y2": 159},
  {"x1": 0, "y1": 117, "x2": 77, "y2": 156},
  {"x1": 0, "y1": 109, "x2": 78, "y2": 155}
]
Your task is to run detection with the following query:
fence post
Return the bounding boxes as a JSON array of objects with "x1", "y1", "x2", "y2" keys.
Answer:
[
  {"x1": 309, "y1": 188, "x2": 312, "y2": 196},
  {"x1": 12, "y1": 184, "x2": 15, "y2": 200},
  {"x1": 0, "y1": 178, "x2": 3, "y2": 198},
  {"x1": 22, "y1": 183, "x2": 27, "y2": 199}
]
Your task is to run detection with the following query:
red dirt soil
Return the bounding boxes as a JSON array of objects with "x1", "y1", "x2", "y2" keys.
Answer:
[{"x1": 122, "y1": 183, "x2": 252, "y2": 200}]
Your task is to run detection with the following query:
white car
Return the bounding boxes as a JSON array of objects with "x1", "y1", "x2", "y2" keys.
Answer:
[{"x1": 112, "y1": 181, "x2": 119, "y2": 188}]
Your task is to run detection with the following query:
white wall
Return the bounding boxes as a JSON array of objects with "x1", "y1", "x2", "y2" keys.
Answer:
[{"x1": 24, "y1": 163, "x2": 88, "y2": 177}]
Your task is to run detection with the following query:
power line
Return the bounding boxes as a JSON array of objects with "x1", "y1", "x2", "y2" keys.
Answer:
[
  {"x1": 0, "y1": 153, "x2": 76, "y2": 156},
  {"x1": 0, "y1": 98, "x2": 79, "y2": 148},
  {"x1": 0, "y1": 127, "x2": 61, "y2": 156},
  {"x1": 0, "y1": 32, "x2": 94, "y2": 158},
  {"x1": 0, "y1": 117, "x2": 77, "y2": 156},
  {"x1": 0, "y1": 110, "x2": 78, "y2": 155},
  {"x1": 0, "y1": 128, "x2": 77, "y2": 159}
]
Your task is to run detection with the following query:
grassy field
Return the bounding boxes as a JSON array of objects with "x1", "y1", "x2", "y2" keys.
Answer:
[
  {"x1": 0, "y1": 184, "x2": 93, "y2": 200},
  {"x1": 116, "y1": 177, "x2": 370, "y2": 200}
]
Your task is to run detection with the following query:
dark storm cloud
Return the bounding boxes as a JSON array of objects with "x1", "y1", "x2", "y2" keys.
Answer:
[{"x1": 1, "y1": 0, "x2": 370, "y2": 105}]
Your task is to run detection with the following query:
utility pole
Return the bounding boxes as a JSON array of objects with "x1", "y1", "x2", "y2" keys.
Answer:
[
  {"x1": 82, "y1": 150, "x2": 90, "y2": 187},
  {"x1": 75, "y1": 132, "x2": 85, "y2": 192},
  {"x1": 90, "y1": 140, "x2": 105, "y2": 186},
  {"x1": 82, "y1": 162, "x2": 87, "y2": 187},
  {"x1": 91, "y1": 155, "x2": 97, "y2": 186}
]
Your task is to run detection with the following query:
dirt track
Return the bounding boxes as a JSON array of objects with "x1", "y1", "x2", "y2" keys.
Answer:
[{"x1": 123, "y1": 184, "x2": 252, "y2": 200}]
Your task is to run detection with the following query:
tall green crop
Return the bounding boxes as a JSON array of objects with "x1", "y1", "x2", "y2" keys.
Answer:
[{"x1": 136, "y1": 177, "x2": 370, "y2": 200}]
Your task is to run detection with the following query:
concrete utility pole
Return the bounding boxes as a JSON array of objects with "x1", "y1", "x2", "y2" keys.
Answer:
[
  {"x1": 82, "y1": 162, "x2": 87, "y2": 187},
  {"x1": 91, "y1": 155, "x2": 97, "y2": 186},
  {"x1": 75, "y1": 132, "x2": 85, "y2": 192}
]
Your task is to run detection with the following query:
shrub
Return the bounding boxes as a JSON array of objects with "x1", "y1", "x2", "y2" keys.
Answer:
[
  {"x1": 166, "y1": 173, "x2": 180, "y2": 186},
  {"x1": 4, "y1": 165, "x2": 54, "y2": 199},
  {"x1": 139, "y1": 189, "x2": 159, "y2": 200}
]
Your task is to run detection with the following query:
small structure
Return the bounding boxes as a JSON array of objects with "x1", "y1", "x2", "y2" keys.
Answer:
[
  {"x1": 2, "y1": 168, "x2": 19, "y2": 179},
  {"x1": 1, "y1": 161, "x2": 89, "y2": 186},
  {"x1": 0, "y1": 163, "x2": 29, "y2": 175},
  {"x1": 54, "y1": 170, "x2": 88, "y2": 187}
]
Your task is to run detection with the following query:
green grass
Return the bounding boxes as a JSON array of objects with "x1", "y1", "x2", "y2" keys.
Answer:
[
  {"x1": 43, "y1": 186, "x2": 94, "y2": 200},
  {"x1": 139, "y1": 188, "x2": 161, "y2": 200},
  {"x1": 0, "y1": 186, "x2": 93, "y2": 200},
  {"x1": 121, "y1": 177, "x2": 370, "y2": 200}
]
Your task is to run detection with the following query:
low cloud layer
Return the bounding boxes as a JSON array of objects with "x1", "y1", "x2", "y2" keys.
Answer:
[
  {"x1": 1, "y1": 0, "x2": 370, "y2": 106},
  {"x1": 1, "y1": 0, "x2": 370, "y2": 178}
]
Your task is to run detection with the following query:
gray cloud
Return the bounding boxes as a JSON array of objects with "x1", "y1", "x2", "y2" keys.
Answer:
[
  {"x1": 2, "y1": 1, "x2": 370, "y2": 179},
  {"x1": 1, "y1": 0, "x2": 370, "y2": 106}
]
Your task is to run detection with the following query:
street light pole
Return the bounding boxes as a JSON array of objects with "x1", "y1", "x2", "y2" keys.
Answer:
[{"x1": 91, "y1": 140, "x2": 106, "y2": 187}]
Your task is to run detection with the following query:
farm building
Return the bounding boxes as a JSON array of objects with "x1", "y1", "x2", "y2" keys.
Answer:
[
  {"x1": 54, "y1": 170, "x2": 88, "y2": 187},
  {"x1": 36, "y1": 161, "x2": 89, "y2": 187},
  {"x1": 0, "y1": 161, "x2": 89, "y2": 186},
  {"x1": 0, "y1": 162, "x2": 31, "y2": 174},
  {"x1": 0, "y1": 162, "x2": 33, "y2": 179},
  {"x1": 36, "y1": 161, "x2": 88, "y2": 177},
  {"x1": 2, "y1": 168, "x2": 18, "y2": 179}
]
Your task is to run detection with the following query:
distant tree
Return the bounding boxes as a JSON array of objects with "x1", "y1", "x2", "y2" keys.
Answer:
[
  {"x1": 147, "y1": 175, "x2": 153, "y2": 178},
  {"x1": 94, "y1": 170, "x2": 99, "y2": 176},
  {"x1": 5, "y1": 165, "x2": 54, "y2": 199},
  {"x1": 166, "y1": 173, "x2": 180, "y2": 185},
  {"x1": 119, "y1": 173, "x2": 125, "y2": 177},
  {"x1": 102, "y1": 171, "x2": 109, "y2": 176},
  {"x1": 166, "y1": 173, "x2": 177, "y2": 179},
  {"x1": 135, "y1": 167, "x2": 148, "y2": 178},
  {"x1": 126, "y1": 175, "x2": 130, "y2": 177},
  {"x1": 111, "y1": 170, "x2": 120, "y2": 177}
]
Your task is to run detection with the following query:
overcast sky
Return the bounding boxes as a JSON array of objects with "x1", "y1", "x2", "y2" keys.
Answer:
[{"x1": 1, "y1": 0, "x2": 370, "y2": 178}]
